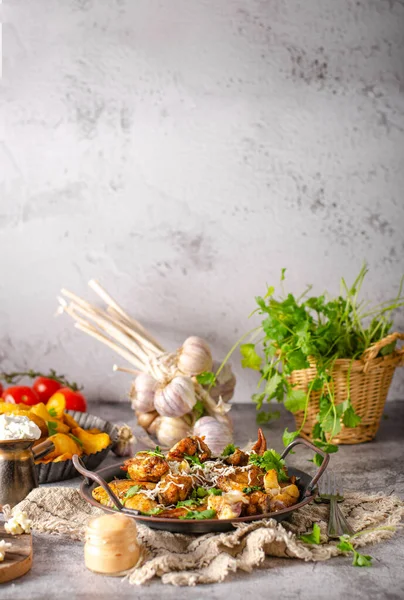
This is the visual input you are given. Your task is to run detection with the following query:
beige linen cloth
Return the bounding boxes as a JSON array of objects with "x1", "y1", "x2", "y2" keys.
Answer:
[{"x1": 14, "y1": 487, "x2": 403, "y2": 586}]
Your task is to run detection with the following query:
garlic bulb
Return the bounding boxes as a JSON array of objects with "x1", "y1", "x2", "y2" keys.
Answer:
[
  {"x1": 130, "y1": 373, "x2": 157, "y2": 413},
  {"x1": 207, "y1": 361, "x2": 236, "y2": 403},
  {"x1": 136, "y1": 410, "x2": 159, "y2": 432},
  {"x1": 193, "y1": 416, "x2": 233, "y2": 455},
  {"x1": 178, "y1": 336, "x2": 213, "y2": 376},
  {"x1": 112, "y1": 424, "x2": 136, "y2": 457},
  {"x1": 153, "y1": 416, "x2": 190, "y2": 447},
  {"x1": 154, "y1": 376, "x2": 196, "y2": 417}
]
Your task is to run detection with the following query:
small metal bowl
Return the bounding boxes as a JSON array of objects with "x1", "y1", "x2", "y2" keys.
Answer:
[{"x1": 35, "y1": 410, "x2": 117, "y2": 484}]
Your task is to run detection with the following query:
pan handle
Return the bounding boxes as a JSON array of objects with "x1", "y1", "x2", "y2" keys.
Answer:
[
  {"x1": 280, "y1": 437, "x2": 330, "y2": 496},
  {"x1": 72, "y1": 454, "x2": 126, "y2": 512}
]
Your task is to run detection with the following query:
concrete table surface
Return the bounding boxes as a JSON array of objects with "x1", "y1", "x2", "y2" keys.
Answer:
[{"x1": 1, "y1": 401, "x2": 403, "y2": 600}]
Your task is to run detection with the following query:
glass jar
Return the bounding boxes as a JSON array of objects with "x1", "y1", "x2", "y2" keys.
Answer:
[{"x1": 84, "y1": 514, "x2": 140, "y2": 575}]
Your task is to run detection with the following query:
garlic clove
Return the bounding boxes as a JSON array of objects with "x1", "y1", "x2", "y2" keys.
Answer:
[
  {"x1": 136, "y1": 410, "x2": 159, "y2": 432},
  {"x1": 192, "y1": 416, "x2": 233, "y2": 456},
  {"x1": 153, "y1": 416, "x2": 190, "y2": 447},
  {"x1": 178, "y1": 336, "x2": 213, "y2": 376},
  {"x1": 154, "y1": 376, "x2": 196, "y2": 418},
  {"x1": 112, "y1": 424, "x2": 137, "y2": 457},
  {"x1": 130, "y1": 373, "x2": 157, "y2": 413},
  {"x1": 207, "y1": 361, "x2": 236, "y2": 403}
]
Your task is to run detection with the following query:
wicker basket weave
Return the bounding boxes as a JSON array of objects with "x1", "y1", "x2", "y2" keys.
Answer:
[{"x1": 290, "y1": 332, "x2": 404, "y2": 444}]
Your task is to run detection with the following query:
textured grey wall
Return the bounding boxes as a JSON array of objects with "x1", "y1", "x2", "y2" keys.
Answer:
[{"x1": 1, "y1": 0, "x2": 404, "y2": 403}]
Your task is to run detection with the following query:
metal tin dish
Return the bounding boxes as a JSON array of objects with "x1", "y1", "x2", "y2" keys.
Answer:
[
  {"x1": 75, "y1": 438, "x2": 330, "y2": 533},
  {"x1": 36, "y1": 411, "x2": 117, "y2": 484}
]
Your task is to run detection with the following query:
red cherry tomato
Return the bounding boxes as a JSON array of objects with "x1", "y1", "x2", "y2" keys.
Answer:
[
  {"x1": 32, "y1": 377, "x2": 62, "y2": 403},
  {"x1": 2, "y1": 386, "x2": 40, "y2": 406},
  {"x1": 0, "y1": 383, "x2": 3, "y2": 397},
  {"x1": 51, "y1": 387, "x2": 87, "y2": 412}
]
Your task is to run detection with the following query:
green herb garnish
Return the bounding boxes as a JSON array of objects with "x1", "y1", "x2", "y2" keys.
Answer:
[
  {"x1": 142, "y1": 507, "x2": 163, "y2": 516},
  {"x1": 193, "y1": 399, "x2": 205, "y2": 420},
  {"x1": 299, "y1": 523, "x2": 321, "y2": 544},
  {"x1": 179, "y1": 509, "x2": 216, "y2": 520},
  {"x1": 124, "y1": 485, "x2": 141, "y2": 499},
  {"x1": 196, "y1": 372, "x2": 217, "y2": 386},
  {"x1": 48, "y1": 407, "x2": 57, "y2": 418},
  {"x1": 177, "y1": 498, "x2": 202, "y2": 508},
  {"x1": 207, "y1": 488, "x2": 222, "y2": 496},
  {"x1": 337, "y1": 535, "x2": 372, "y2": 567},
  {"x1": 47, "y1": 421, "x2": 58, "y2": 436},
  {"x1": 248, "y1": 449, "x2": 289, "y2": 482},
  {"x1": 142, "y1": 446, "x2": 164, "y2": 457},
  {"x1": 69, "y1": 433, "x2": 83, "y2": 447},
  {"x1": 191, "y1": 487, "x2": 208, "y2": 499},
  {"x1": 242, "y1": 486, "x2": 262, "y2": 494},
  {"x1": 221, "y1": 444, "x2": 236, "y2": 457},
  {"x1": 184, "y1": 454, "x2": 203, "y2": 467}
]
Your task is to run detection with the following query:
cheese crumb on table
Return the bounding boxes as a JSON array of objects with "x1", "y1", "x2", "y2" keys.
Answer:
[
  {"x1": 0, "y1": 540, "x2": 12, "y2": 562},
  {"x1": 4, "y1": 509, "x2": 32, "y2": 535}
]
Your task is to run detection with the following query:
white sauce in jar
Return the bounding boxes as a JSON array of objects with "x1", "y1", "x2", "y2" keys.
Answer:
[{"x1": 0, "y1": 414, "x2": 41, "y2": 441}]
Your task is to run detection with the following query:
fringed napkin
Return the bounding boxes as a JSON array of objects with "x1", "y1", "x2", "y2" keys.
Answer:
[{"x1": 13, "y1": 487, "x2": 403, "y2": 586}]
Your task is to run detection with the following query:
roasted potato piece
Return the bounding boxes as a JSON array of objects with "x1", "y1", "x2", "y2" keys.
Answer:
[
  {"x1": 46, "y1": 394, "x2": 66, "y2": 419},
  {"x1": 263, "y1": 469, "x2": 281, "y2": 497},
  {"x1": 158, "y1": 474, "x2": 193, "y2": 506},
  {"x1": 71, "y1": 427, "x2": 111, "y2": 455},
  {"x1": 217, "y1": 466, "x2": 264, "y2": 493},
  {"x1": 269, "y1": 484, "x2": 300, "y2": 512},
  {"x1": 51, "y1": 420, "x2": 70, "y2": 434},
  {"x1": 158, "y1": 505, "x2": 209, "y2": 519},
  {"x1": 63, "y1": 413, "x2": 80, "y2": 429},
  {"x1": 92, "y1": 480, "x2": 137, "y2": 506},
  {"x1": 0, "y1": 402, "x2": 31, "y2": 414},
  {"x1": 244, "y1": 491, "x2": 272, "y2": 516},
  {"x1": 166, "y1": 436, "x2": 211, "y2": 462},
  {"x1": 30, "y1": 402, "x2": 54, "y2": 422},
  {"x1": 39, "y1": 433, "x2": 82, "y2": 461},
  {"x1": 122, "y1": 452, "x2": 169, "y2": 482},
  {"x1": 207, "y1": 491, "x2": 248, "y2": 519},
  {"x1": 124, "y1": 495, "x2": 158, "y2": 513},
  {"x1": 53, "y1": 453, "x2": 74, "y2": 462},
  {"x1": 224, "y1": 448, "x2": 249, "y2": 467}
]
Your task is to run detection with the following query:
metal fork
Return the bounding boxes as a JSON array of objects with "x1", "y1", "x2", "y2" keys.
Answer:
[{"x1": 317, "y1": 471, "x2": 354, "y2": 539}]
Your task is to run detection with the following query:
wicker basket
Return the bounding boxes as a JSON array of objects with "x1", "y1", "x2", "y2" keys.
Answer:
[{"x1": 290, "y1": 332, "x2": 404, "y2": 444}]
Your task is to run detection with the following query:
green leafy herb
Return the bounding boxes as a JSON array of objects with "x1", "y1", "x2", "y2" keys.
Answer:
[
  {"x1": 48, "y1": 407, "x2": 57, "y2": 418},
  {"x1": 124, "y1": 485, "x2": 141, "y2": 499},
  {"x1": 196, "y1": 372, "x2": 217, "y2": 386},
  {"x1": 337, "y1": 536, "x2": 373, "y2": 567},
  {"x1": 179, "y1": 509, "x2": 216, "y2": 520},
  {"x1": 249, "y1": 449, "x2": 289, "y2": 482},
  {"x1": 47, "y1": 421, "x2": 58, "y2": 436},
  {"x1": 142, "y1": 446, "x2": 164, "y2": 457},
  {"x1": 184, "y1": 454, "x2": 203, "y2": 467},
  {"x1": 282, "y1": 428, "x2": 299, "y2": 447},
  {"x1": 193, "y1": 399, "x2": 205, "y2": 420},
  {"x1": 191, "y1": 487, "x2": 208, "y2": 499},
  {"x1": 221, "y1": 444, "x2": 236, "y2": 457},
  {"x1": 69, "y1": 434, "x2": 83, "y2": 447},
  {"x1": 126, "y1": 471, "x2": 132, "y2": 479},
  {"x1": 232, "y1": 265, "x2": 404, "y2": 459},
  {"x1": 142, "y1": 507, "x2": 163, "y2": 516},
  {"x1": 256, "y1": 410, "x2": 280, "y2": 425},
  {"x1": 240, "y1": 343, "x2": 262, "y2": 370},
  {"x1": 177, "y1": 498, "x2": 202, "y2": 508},
  {"x1": 207, "y1": 488, "x2": 222, "y2": 496},
  {"x1": 299, "y1": 523, "x2": 321, "y2": 544},
  {"x1": 243, "y1": 486, "x2": 262, "y2": 494}
]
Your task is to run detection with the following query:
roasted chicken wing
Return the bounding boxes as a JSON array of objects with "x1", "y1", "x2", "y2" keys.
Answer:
[
  {"x1": 217, "y1": 465, "x2": 264, "y2": 493},
  {"x1": 224, "y1": 448, "x2": 249, "y2": 467},
  {"x1": 122, "y1": 452, "x2": 169, "y2": 482},
  {"x1": 166, "y1": 436, "x2": 211, "y2": 462},
  {"x1": 158, "y1": 473, "x2": 193, "y2": 505},
  {"x1": 244, "y1": 490, "x2": 272, "y2": 516}
]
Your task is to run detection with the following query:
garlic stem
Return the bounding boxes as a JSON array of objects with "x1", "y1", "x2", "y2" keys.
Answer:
[
  {"x1": 73, "y1": 323, "x2": 145, "y2": 370},
  {"x1": 89, "y1": 279, "x2": 165, "y2": 352},
  {"x1": 106, "y1": 307, "x2": 162, "y2": 357},
  {"x1": 113, "y1": 365, "x2": 143, "y2": 376}
]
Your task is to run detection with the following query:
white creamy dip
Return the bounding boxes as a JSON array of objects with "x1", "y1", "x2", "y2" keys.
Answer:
[{"x1": 0, "y1": 414, "x2": 41, "y2": 441}]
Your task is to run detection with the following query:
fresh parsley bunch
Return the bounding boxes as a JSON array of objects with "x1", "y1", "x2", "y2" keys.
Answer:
[{"x1": 239, "y1": 265, "x2": 404, "y2": 462}]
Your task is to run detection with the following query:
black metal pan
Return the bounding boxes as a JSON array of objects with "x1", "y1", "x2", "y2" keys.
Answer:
[{"x1": 74, "y1": 437, "x2": 329, "y2": 534}]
